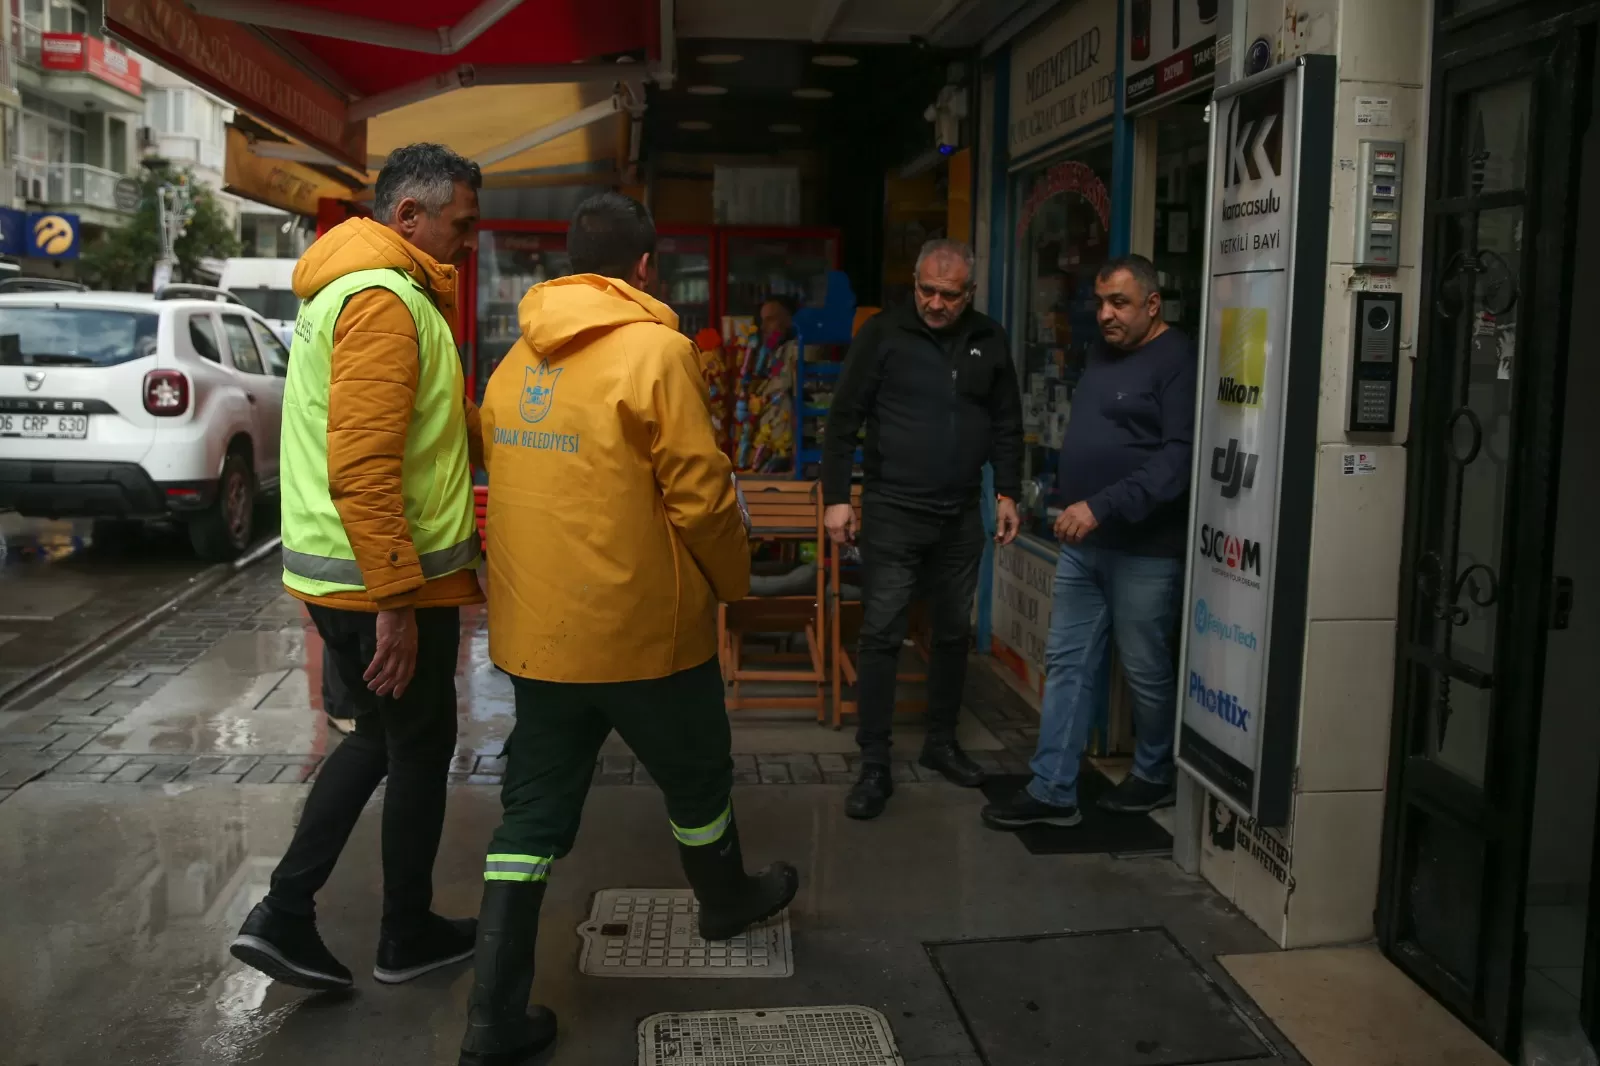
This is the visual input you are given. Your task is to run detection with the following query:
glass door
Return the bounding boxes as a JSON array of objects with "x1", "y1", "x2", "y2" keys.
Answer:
[
  {"x1": 719, "y1": 229, "x2": 837, "y2": 323},
  {"x1": 473, "y1": 228, "x2": 570, "y2": 401},
  {"x1": 1379, "y1": 32, "x2": 1585, "y2": 1055},
  {"x1": 656, "y1": 230, "x2": 714, "y2": 339}
]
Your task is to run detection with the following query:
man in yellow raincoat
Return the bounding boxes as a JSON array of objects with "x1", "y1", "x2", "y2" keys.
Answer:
[{"x1": 457, "y1": 193, "x2": 798, "y2": 1065}]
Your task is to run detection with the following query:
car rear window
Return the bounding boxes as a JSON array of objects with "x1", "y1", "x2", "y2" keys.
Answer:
[
  {"x1": 230, "y1": 287, "x2": 299, "y2": 322},
  {"x1": 0, "y1": 306, "x2": 159, "y2": 367}
]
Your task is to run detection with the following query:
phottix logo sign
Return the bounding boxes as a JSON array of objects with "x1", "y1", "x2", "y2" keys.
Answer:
[
  {"x1": 1200, "y1": 523, "x2": 1263, "y2": 588},
  {"x1": 1189, "y1": 671, "x2": 1252, "y2": 731},
  {"x1": 1210, "y1": 438, "x2": 1259, "y2": 499},
  {"x1": 1193, "y1": 598, "x2": 1259, "y2": 651}
]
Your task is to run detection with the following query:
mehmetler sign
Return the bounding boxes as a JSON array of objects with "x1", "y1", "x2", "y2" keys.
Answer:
[{"x1": 1176, "y1": 56, "x2": 1334, "y2": 827}]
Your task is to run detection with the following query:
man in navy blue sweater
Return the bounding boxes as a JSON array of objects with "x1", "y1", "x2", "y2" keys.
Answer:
[{"x1": 982, "y1": 254, "x2": 1196, "y2": 829}]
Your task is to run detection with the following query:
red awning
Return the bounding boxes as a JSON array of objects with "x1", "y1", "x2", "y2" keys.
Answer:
[
  {"x1": 106, "y1": 0, "x2": 658, "y2": 170},
  {"x1": 258, "y1": 0, "x2": 653, "y2": 98}
]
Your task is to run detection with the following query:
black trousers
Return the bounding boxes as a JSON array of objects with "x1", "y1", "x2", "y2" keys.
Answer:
[
  {"x1": 855, "y1": 497, "x2": 984, "y2": 764},
  {"x1": 486, "y1": 657, "x2": 733, "y2": 868},
  {"x1": 266, "y1": 604, "x2": 461, "y2": 934}
]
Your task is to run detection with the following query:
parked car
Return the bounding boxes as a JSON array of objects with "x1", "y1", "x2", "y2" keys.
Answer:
[
  {"x1": 0, "y1": 284, "x2": 288, "y2": 561},
  {"x1": 220, "y1": 258, "x2": 298, "y2": 349}
]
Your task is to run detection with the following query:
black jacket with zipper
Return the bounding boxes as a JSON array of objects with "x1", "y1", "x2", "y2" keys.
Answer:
[{"x1": 821, "y1": 300, "x2": 1024, "y2": 513}]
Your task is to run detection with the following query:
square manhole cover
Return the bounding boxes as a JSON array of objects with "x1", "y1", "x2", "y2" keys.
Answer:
[
  {"x1": 578, "y1": 889, "x2": 792, "y2": 978},
  {"x1": 639, "y1": 1006, "x2": 902, "y2": 1065},
  {"x1": 927, "y1": 928, "x2": 1272, "y2": 1066}
]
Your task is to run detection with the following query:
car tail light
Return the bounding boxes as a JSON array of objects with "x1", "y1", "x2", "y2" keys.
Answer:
[{"x1": 144, "y1": 369, "x2": 189, "y2": 416}]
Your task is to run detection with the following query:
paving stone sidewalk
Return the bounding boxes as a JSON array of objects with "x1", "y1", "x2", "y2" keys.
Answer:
[{"x1": 0, "y1": 563, "x2": 1044, "y2": 803}]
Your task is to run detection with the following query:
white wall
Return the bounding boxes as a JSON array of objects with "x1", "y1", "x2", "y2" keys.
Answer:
[{"x1": 1194, "y1": 0, "x2": 1431, "y2": 949}]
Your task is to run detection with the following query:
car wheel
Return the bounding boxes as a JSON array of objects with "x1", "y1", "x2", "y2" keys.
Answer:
[{"x1": 189, "y1": 452, "x2": 255, "y2": 562}]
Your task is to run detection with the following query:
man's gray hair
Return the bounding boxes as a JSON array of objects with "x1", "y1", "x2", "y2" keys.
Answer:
[
  {"x1": 915, "y1": 238, "x2": 978, "y2": 290},
  {"x1": 371, "y1": 143, "x2": 482, "y2": 223}
]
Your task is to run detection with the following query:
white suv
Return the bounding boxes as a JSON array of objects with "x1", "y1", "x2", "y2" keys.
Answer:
[{"x1": 0, "y1": 281, "x2": 288, "y2": 561}]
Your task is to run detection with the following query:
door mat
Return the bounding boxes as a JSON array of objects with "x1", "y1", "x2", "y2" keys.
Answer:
[
  {"x1": 639, "y1": 1006, "x2": 902, "y2": 1065},
  {"x1": 980, "y1": 771, "x2": 1173, "y2": 856},
  {"x1": 928, "y1": 928, "x2": 1272, "y2": 1066},
  {"x1": 578, "y1": 889, "x2": 793, "y2": 978}
]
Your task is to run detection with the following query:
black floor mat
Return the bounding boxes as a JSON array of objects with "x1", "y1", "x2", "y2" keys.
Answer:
[
  {"x1": 980, "y1": 769, "x2": 1173, "y2": 856},
  {"x1": 928, "y1": 928, "x2": 1272, "y2": 1066}
]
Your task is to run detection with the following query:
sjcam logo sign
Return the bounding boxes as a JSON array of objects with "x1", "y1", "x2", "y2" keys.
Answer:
[
  {"x1": 1200, "y1": 523, "x2": 1263, "y2": 589},
  {"x1": 1222, "y1": 82, "x2": 1284, "y2": 189},
  {"x1": 26, "y1": 212, "x2": 79, "y2": 259}
]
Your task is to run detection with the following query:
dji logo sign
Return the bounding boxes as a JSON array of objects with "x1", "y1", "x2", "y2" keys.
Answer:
[{"x1": 1210, "y1": 438, "x2": 1259, "y2": 499}]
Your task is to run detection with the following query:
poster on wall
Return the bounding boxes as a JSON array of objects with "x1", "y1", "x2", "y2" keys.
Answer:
[
  {"x1": 1008, "y1": 0, "x2": 1118, "y2": 160},
  {"x1": 1124, "y1": 0, "x2": 1220, "y2": 109},
  {"x1": 990, "y1": 541, "x2": 1056, "y2": 698},
  {"x1": 1176, "y1": 57, "x2": 1335, "y2": 827}
]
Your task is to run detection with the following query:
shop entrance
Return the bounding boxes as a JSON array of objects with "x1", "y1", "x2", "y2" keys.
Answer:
[{"x1": 1378, "y1": 10, "x2": 1598, "y2": 1059}]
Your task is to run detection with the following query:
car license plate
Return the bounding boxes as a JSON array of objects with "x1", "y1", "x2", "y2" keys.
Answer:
[{"x1": 0, "y1": 413, "x2": 89, "y2": 439}]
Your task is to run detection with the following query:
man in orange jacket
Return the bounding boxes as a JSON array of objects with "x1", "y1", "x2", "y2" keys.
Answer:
[
  {"x1": 456, "y1": 193, "x2": 798, "y2": 1065},
  {"x1": 230, "y1": 144, "x2": 484, "y2": 991}
]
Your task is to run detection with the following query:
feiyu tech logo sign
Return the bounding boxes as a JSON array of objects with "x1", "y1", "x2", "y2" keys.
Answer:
[{"x1": 1223, "y1": 82, "x2": 1284, "y2": 189}]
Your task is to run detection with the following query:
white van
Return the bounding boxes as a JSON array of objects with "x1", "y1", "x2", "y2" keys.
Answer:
[{"x1": 220, "y1": 258, "x2": 298, "y2": 349}]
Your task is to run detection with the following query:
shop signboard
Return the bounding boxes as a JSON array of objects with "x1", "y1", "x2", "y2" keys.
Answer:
[
  {"x1": 1176, "y1": 57, "x2": 1334, "y2": 827},
  {"x1": 1124, "y1": 0, "x2": 1220, "y2": 110},
  {"x1": 1008, "y1": 0, "x2": 1118, "y2": 160},
  {"x1": 0, "y1": 208, "x2": 26, "y2": 257},
  {"x1": 39, "y1": 33, "x2": 143, "y2": 97},
  {"x1": 990, "y1": 539, "x2": 1056, "y2": 698},
  {"x1": 26, "y1": 213, "x2": 81, "y2": 259},
  {"x1": 106, "y1": 0, "x2": 367, "y2": 170},
  {"x1": 223, "y1": 128, "x2": 361, "y2": 218}
]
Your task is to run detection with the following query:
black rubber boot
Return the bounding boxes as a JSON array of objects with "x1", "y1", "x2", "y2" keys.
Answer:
[
  {"x1": 458, "y1": 880, "x2": 557, "y2": 1066},
  {"x1": 676, "y1": 813, "x2": 799, "y2": 942}
]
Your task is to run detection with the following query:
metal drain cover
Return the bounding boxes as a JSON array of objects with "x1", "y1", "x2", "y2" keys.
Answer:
[
  {"x1": 639, "y1": 1006, "x2": 903, "y2": 1065},
  {"x1": 578, "y1": 889, "x2": 793, "y2": 978}
]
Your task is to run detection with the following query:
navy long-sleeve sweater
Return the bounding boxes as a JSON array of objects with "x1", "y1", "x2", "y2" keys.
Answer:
[{"x1": 1056, "y1": 327, "x2": 1197, "y2": 557}]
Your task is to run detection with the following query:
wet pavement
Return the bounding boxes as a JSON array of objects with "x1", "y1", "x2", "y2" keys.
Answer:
[
  {"x1": 0, "y1": 513, "x2": 278, "y2": 704},
  {"x1": 0, "y1": 565, "x2": 1309, "y2": 1065}
]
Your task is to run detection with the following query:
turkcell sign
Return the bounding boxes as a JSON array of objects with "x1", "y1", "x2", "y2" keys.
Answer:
[{"x1": 1176, "y1": 56, "x2": 1334, "y2": 826}]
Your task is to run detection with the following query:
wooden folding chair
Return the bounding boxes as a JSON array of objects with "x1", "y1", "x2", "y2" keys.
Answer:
[
  {"x1": 827, "y1": 485, "x2": 931, "y2": 729},
  {"x1": 718, "y1": 478, "x2": 828, "y2": 719}
]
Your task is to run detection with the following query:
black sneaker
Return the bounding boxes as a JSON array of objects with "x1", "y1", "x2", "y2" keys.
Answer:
[
  {"x1": 1096, "y1": 775, "x2": 1177, "y2": 814},
  {"x1": 375, "y1": 913, "x2": 478, "y2": 984},
  {"x1": 230, "y1": 901, "x2": 354, "y2": 991},
  {"x1": 845, "y1": 763, "x2": 894, "y2": 820},
  {"x1": 981, "y1": 789, "x2": 1083, "y2": 830}
]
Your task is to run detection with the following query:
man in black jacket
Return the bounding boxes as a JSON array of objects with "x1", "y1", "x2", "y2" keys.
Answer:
[{"x1": 822, "y1": 239, "x2": 1024, "y2": 820}]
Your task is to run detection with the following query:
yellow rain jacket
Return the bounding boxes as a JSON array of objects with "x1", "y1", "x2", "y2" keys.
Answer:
[{"x1": 480, "y1": 274, "x2": 750, "y2": 683}]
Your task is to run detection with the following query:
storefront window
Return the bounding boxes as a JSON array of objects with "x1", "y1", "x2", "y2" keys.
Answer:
[
  {"x1": 1011, "y1": 142, "x2": 1115, "y2": 542},
  {"x1": 1151, "y1": 100, "x2": 1210, "y2": 340}
]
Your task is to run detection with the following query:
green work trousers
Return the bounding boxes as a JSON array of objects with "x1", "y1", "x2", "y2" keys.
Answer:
[{"x1": 482, "y1": 656, "x2": 734, "y2": 883}]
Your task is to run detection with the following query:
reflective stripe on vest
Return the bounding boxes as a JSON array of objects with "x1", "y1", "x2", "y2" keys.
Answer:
[{"x1": 281, "y1": 533, "x2": 480, "y2": 587}]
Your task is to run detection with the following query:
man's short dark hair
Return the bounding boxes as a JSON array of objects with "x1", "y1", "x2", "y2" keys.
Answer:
[
  {"x1": 1096, "y1": 254, "x2": 1162, "y2": 298},
  {"x1": 568, "y1": 192, "x2": 657, "y2": 280},
  {"x1": 372, "y1": 143, "x2": 481, "y2": 223}
]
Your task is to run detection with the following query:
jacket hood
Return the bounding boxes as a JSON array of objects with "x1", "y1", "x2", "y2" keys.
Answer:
[
  {"x1": 517, "y1": 274, "x2": 678, "y2": 359},
  {"x1": 292, "y1": 217, "x2": 458, "y2": 324}
]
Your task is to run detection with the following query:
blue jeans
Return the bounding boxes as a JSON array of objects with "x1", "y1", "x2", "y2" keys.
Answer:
[{"x1": 1027, "y1": 542, "x2": 1183, "y2": 808}]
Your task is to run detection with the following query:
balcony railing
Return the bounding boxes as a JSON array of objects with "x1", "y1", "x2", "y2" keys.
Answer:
[
  {"x1": 16, "y1": 159, "x2": 129, "y2": 212},
  {"x1": 11, "y1": 19, "x2": 42, "y2": 68}
]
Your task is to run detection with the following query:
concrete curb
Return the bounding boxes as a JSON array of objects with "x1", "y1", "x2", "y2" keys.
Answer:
[{"x1": 0, "y1": 536, "x2": 281, "y2": 710}]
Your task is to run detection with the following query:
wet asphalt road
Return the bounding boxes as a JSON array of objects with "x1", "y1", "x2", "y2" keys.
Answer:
[{"x1": 0, "y1": 511, "x2": 279, "y2": 702}]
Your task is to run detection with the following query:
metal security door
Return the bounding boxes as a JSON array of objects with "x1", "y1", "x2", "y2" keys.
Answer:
[{"x1": 1378, "y1": 30, "x2": 1584, "y2": 1055}]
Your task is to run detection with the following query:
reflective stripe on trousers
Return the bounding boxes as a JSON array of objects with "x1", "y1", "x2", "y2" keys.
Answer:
[
  {"x1": 670, "y1": 804, "x2": 731, "y2": 847},
  {"x1": 282, "y1": 533, "x2": 481, "y2": 587},
  {"x1": 484, "y1": 853, "x2": 552, "y2": 882}
]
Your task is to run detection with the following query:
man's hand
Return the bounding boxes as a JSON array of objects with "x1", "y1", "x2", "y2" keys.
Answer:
[
  {"x1": 365, "y1": 606, "x2": 419, "y2": 698},
  {"x1": 1054, "y1": 501, "x2": 1100, "y2": 545},
  {"x1": 995, "y1": 497, "x2": 1021, "y2": 546},
  {"x1": 824, "y1": 503, "x2": 858, "y2": 544}
]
